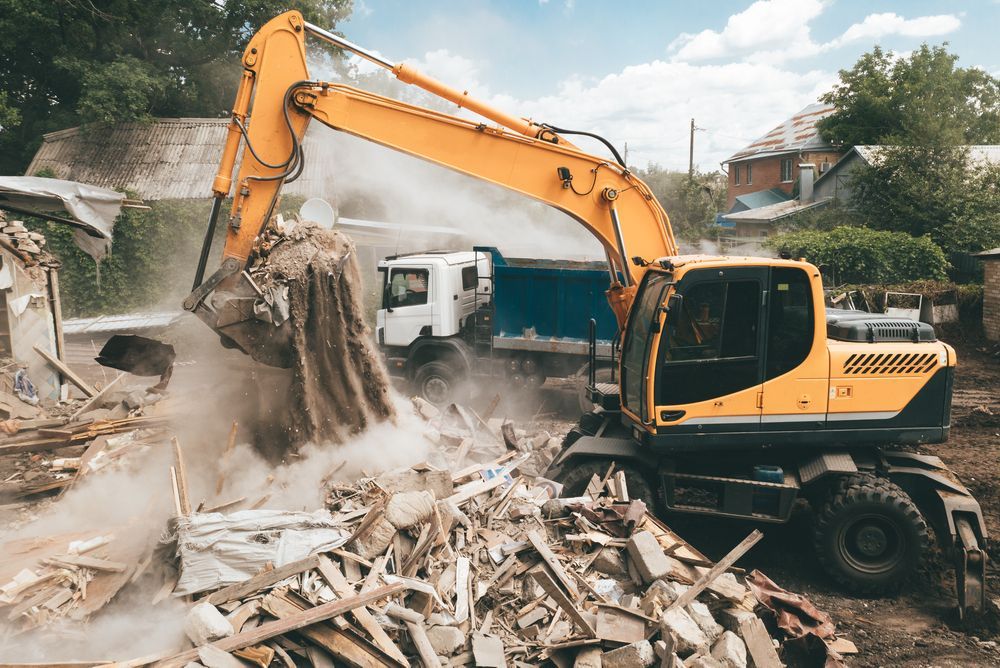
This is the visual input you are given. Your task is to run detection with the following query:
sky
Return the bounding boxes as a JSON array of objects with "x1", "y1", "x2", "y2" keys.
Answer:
[{"x1": 332, "y1": 0, "x2": 999, "y2": 171}]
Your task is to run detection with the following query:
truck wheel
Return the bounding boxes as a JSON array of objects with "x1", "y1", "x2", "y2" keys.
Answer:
[
  {"x1": 813, "y1": 474, "x2": 930, "y2": 595},
  {"x1": 557, "y1": 459, "x2": 658, "y2": 512},
  {"x1": 414, "y1": 361, "x2": 458, "y2": 406}
]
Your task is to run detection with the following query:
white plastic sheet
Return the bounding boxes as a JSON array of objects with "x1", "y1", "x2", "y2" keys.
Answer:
[{"x1": 165, "y1": 509, "x2": 350, "y2": 596}]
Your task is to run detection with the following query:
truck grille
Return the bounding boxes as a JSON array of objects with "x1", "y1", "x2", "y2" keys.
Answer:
[{"x1": 842, "y1": 352, "x2": 938, "y2": 375}]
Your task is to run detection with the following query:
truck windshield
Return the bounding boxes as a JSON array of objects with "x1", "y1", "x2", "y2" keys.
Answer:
[{"x1": 620, "y1": 271, "x2": 671, "y2": 418}]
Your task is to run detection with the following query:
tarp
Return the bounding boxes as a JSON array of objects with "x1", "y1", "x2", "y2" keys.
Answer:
[
  {"x1": 162, "y1": 509, "x2": 350, "y2": 596},
  {"x1": 0, "y1": 176, "x2": 124, "y2": 260}
]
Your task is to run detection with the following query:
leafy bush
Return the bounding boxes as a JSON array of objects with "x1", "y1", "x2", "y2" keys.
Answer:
[{"x1": 767, "y1": 226, "x2": 949, "y2": 284}]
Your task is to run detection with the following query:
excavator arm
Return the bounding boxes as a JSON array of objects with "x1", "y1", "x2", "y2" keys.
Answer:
[{"x1": 185, "y1": 11, "x2": 677, "y2": 364}]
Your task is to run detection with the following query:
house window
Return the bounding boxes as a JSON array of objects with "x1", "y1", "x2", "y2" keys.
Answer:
[
  {"x1": 746, "y1": 163, "x2": 753, "y2": 185},
  {"x1": 733, "y1": 166, "x2": 741, "y2": 185},
  {"x1": 780, "y1": 158, "x2": 793, "y2": 183}
]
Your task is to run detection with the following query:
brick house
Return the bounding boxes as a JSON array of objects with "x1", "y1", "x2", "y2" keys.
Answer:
[
  {"x1": 975, "y1": 248, "x2": 1000, "y2": 341},
  {"x1": 724, "y1": 102, "x2": 843, "y2": 210}
]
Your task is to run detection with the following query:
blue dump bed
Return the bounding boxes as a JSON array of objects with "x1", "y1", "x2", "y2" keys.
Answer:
[{"x1": 476, "y1": 246, "x2": 618, "y2": 345}]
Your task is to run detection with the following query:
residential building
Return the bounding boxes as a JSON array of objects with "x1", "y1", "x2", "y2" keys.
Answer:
[{"x1": 724, "y1": 102, "x2": 842, "y2": 210}]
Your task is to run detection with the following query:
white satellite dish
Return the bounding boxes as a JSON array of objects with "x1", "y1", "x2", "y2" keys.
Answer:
[{"x1": 299, "y1": 198, "x2": 336, "y2": 230}]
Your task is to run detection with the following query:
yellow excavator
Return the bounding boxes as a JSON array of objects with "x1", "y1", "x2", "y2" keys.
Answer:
[{"x1": 182, "y1": 11, "x2": 987, "y2": 614}]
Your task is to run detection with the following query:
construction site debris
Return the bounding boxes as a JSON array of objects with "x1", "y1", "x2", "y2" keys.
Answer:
[{"x1": 0, "y1": 396, "x2": 854, "y2": 665}]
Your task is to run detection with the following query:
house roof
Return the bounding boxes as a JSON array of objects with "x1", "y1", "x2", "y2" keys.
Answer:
[
  {"x1": 720, "y1": 197, "x2": 831, "y2": 224},
  {"x1": 814, "y1": 144, "x2": 1000, "y2": 187},
  {"x1": 25, "y1": 118, "x2": 339, "y2": 201},
  {"x1": 974, "y1": 247, "x2": 1000, "y2": 259},
  {"x1": 730, "y1": 188, "x2": 791, "y2": 213},
  {"x1": 726, "y1": 102, "x2": 835, "y2": 163}
]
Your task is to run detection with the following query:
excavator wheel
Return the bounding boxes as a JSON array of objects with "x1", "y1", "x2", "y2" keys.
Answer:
[
  {"x1": 813, "y1": 473, "x2": 930, "y2": 595},
  {"x1": 557, "y1": 459, "x2": 659, "y2": 513}
]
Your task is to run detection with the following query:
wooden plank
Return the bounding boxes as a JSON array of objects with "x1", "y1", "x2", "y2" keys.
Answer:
[
  {"x1": 667, "y1": 530, "x2": 763, "y2": 612},
  {"x1": 47, "y1": 269, "x2": 66, "y2": 374},
  {"x1": 529, "y1": 568, "x2": 595, "y2": 638},
  {"x1": 46, "y1": 554, "x2": 127, "y2": 573},
  {"x1": 527, "y1": 531, "x2": 579, "y2": 599},
  {"x1": 738, "y1": 616, "x2": 782, "y2": 668},
  {"x1": 215, "y1": 420, "x2": 239, "y2": 495},
  {"x1": 203, "y1": 555, "x2": 321, "y2": 606},
  {"x1": 260, "y1": 591, "x2": 392, "y2": 668},
  {"x1": 170, "y1": 437, "x2": 191, "y2": 515},
  {"x1": 385, "y1": 605, "x2": 438, "y2": 668},
  {"x1": 69, "y1": 373, "x2": 126, "y2": 421},
  {"x1": 34, "y1": 345, "x2": 95, "y2": 397},
  {"x1": 315, "y1": 555, "x2": 408, "y2": 665},
  {"x1": 155, "y1": 582, "x2": 405, "y2": 668}
]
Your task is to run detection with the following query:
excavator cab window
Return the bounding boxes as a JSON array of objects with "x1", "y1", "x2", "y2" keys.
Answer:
[
  {"x1": 655, "y1": 268, "x2": 765, "y2": 406},
  {"x1": 764, "y1": 267, "x2": 813, "y2": 379}
]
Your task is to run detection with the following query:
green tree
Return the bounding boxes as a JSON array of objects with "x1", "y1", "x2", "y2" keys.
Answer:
[
  {"x1": 0, "y1": 0, "x2": 351, "y2": 174},
  {"x1": 633, "y1": 164, "x2": 726, "y2": 242},
  {"x1": 849, "y1": 145, "x2": 1000, "y2": 256},
  {"x1": 818, "y1": 44, "x2": 1000, "y2": 147}
]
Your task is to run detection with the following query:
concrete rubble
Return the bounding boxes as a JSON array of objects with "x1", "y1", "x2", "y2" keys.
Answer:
[{"x1": 0, "y1": 392, "x2": 856, "y2": 666}]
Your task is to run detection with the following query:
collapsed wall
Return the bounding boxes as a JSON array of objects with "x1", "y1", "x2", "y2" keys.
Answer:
[{"x1": 263, "y1": 222, "x2": 395, "y2": 445}]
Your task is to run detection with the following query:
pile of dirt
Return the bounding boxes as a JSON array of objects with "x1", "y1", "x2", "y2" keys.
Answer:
[{"x1": 264, "y1": 222, "x2": 395, "y2": 445}]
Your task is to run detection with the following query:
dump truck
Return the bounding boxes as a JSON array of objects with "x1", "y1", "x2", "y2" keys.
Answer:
[
  {"x1": 376, "y1": 247, "x2": 619, "y2": 406},
  {"x1": 174, "y1": 11, "x2": 987, "y2": 614}
]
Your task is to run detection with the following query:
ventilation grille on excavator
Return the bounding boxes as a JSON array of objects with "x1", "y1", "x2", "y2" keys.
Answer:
[{"x1": 842, "y1": 352, "x2": 938, "y2": 375}]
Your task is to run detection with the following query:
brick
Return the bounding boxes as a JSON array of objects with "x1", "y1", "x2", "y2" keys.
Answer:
[
  {"x1": 661, "y1": 608, "x2": 710, "y2": 658},
  {"x1": 710, "y1": 630, "x2": 747, "y2": 668}
]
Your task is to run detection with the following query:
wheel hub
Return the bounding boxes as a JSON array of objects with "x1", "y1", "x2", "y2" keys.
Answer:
[
  {"x1": 423, "y1": 376, "x2": 450, "y2": 404},
  {"x1": 856, "y1": 525, "x2": 888, "y2": 557}
]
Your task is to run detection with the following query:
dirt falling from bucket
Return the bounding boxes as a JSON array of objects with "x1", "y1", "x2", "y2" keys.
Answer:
[{"x1": 264, "y1": 222, "x2": 395, "y2": 446}]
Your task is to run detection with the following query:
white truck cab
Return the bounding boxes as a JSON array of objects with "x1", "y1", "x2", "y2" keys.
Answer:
[{"x1": 376, "y1": 251, "x2": 490, "y2": 348}]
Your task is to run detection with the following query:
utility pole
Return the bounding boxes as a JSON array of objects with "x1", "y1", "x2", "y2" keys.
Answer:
[{"x1": 688, "y1": 118, "x2": 695, "y2": 181}]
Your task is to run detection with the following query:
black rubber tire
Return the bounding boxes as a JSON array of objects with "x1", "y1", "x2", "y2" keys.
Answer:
[
  {"x1": 413, "y1": 361, "x2": 458, "y2": 406},
  {"x1": 813, "y1": 473, "x2": 930, "y2": 595},
  {"x1": 556, "y1": 459, "x2": 658, "y2": 511}
]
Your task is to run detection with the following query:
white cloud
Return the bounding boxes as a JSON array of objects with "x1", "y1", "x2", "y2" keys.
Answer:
[
  {"x1": 830, "y1": 13, "x2": 960, "y2": 48},
  {"x1": 669, "y1": 0, "x2": 826, "y2": 62},
  {"x1": 669, "y1": 1, "x2": 960, "y2": 65},
  {"x1": 481, "y1": 60, "x2": 833, "y2": 170}
]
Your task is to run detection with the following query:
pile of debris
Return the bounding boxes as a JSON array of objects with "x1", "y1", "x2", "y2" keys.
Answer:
[
  {"x1": 0, "y1": 218, "x2": 48, "y2": 258},
  {"x1": 0, "y1": 395, "x2": 855, "y2": 666}
]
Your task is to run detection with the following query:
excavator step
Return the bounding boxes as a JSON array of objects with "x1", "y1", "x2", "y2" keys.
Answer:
[
  {"x1": 587, "y1": 382, "x2": 620, "y2": 410},
  {"x1": 660, "y1": 470, "x2": 800, "y2": 523}
]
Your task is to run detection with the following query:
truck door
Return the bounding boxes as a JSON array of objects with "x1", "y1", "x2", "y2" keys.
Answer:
[
  {"x1": 383, "y1": 265, "x2": 433, "y2": 347},
  {"x1": 653, "y1": 267, "x2": 767, "y2": 437},
  {"x1": 758, "y1": 266, "x2": 827, "y2": 434}
]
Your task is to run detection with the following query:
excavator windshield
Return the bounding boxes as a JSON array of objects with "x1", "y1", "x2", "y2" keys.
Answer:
[{"x1": 619, "y1": 270, "x2": 671, "y2": 421}]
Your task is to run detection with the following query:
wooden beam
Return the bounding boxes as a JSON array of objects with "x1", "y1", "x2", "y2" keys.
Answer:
[
  {"x1": 33, "y1": 345, "x2": 95, "y2": 397},
  {"x1": 530, "y1": 568, "x2": 595, "y2": 637},
  {"x1": 171, "y1": 437, "x2": 191, "y2": 516},
  {"x1": 667, "y1": 530, "x2": 763, "y2": 612},
  {"x1": 203, "y1": 555, "x2": 321, "y2": 606},
  {"x1": 527, "y1": 530, "x2": 579, "y2": 599},
  {"x1": 155, "y1": 582, "x2": 406, "y2": 668},
  {"x1": 69, "y1": 373, "x2": 126, "y2": 421}
]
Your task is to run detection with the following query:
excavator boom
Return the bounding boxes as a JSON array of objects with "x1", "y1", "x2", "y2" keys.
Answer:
[{"x1": 184, "y1": 11, "x2": 677, "y2": 365}]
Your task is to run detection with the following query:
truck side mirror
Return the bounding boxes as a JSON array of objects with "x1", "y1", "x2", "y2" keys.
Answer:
[
  {"x1": 383, "y1": 283, "x2": 394, "y2": 312},
  {"x1": 666, "y1": 293, "x2": 683, "y2": 328}
]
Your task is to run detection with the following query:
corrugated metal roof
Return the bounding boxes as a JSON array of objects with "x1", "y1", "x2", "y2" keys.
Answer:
[
  {"x1": 26, "y1": 118, "x2": 338, "y2": 201},
  {"x1": 721, "y1": 197, "x2": 832, "y2": 223},
  {"x1": 63, "y1": 310, "x2": 188, "y2": 335},
  {"x1": 726, "y1": 102, "x2": 835, "y2": 163},
  {"x1": 730, "y1": 188, "x2": 791, "y2": 213}
]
